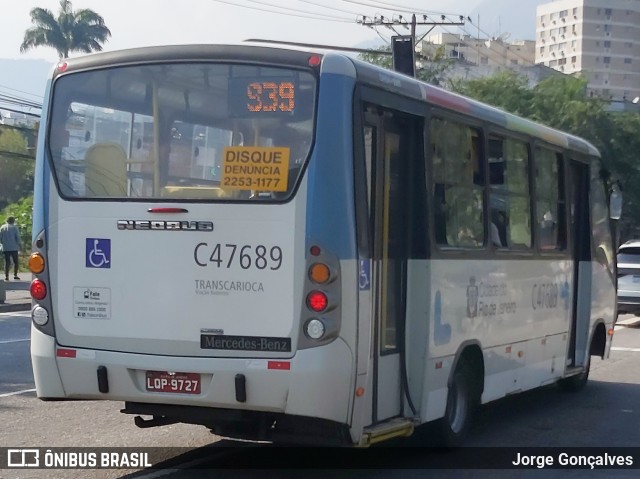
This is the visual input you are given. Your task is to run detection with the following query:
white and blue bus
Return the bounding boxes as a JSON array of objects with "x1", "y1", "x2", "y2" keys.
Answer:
[{"x1": 30, "y1": 44, "x2": 618, "y2": 446}]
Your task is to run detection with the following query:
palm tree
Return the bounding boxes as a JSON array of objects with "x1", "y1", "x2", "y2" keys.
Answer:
[{"x1": 20, "y1": 0, "x2": 111, "y2": 59}]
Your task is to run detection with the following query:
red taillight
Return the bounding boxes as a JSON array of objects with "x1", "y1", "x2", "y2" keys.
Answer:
[
  {"x1": 30, "y1": 279, "x2": 47, "y2": 300},
  {"x1": 307, "y1": 290, "x2": 328, "y2": 312},
  {"x1": 308, "y1": 55, "x2": 321, "y2": 67},
  {"x1": 148, "y1": 207, "x2": 189, "y2": 213}
]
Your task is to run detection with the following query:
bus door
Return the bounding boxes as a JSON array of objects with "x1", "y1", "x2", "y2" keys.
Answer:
[
  {"x1": 568, "y1": 158, "x2": 592, "y2": 368},
  {"x1": 363, "y1": 106, "x2": 415, "y2": 423}
]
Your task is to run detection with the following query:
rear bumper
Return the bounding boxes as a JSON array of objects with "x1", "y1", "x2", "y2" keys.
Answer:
[{"x1": 31, "y1": 327, "x2": 355, "y2": 427}]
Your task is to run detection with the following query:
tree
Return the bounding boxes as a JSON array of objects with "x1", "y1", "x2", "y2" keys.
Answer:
[
  {"x1": 359, "y1": 46, "x2": 393, "y2": 71},
  {"x1": 450, "y1": 70, "x2": 534, "y2": 118},
  {"x1": 358, "y1": 44, "x2": 454, "y2": 86},
  {"x1": 0, "y1": 128, "x2": 34, "y2": 210},
  {"x1": 451, "y1": 71, "x2": 640, "y2": 240},
  {"x1": 20, "y1": 0, "x2": 111, "y2": 59}
]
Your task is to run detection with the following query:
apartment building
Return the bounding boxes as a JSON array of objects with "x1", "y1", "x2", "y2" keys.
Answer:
[
  {"x1": 421, "y1": 32, "x2": 536, "y2": 68},
  {"x1": 417, "y1": 32, "x2": 560, "y2": 87},
  {"x1": 536, "y1": 0, "x2": 640, "y2": 102}
]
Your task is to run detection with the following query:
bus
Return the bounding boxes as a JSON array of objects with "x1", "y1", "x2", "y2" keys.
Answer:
[{"x1": 30, "y1": 44, "x2": 618, "y2": 446}]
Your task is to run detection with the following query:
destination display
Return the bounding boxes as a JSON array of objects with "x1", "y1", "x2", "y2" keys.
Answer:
[{"x1": 229, "y1": 77, "x2": 297, "y2": 116}]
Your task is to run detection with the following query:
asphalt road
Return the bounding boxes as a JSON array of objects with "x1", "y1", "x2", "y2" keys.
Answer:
[{"x1": 1, "y1": 311, "x2": 639, "y2": 478}]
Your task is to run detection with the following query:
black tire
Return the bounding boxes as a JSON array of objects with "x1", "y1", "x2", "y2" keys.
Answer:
[
  {"x1": 438, "y1": 362, "x2": 476, "y2": 447},
  {"x1": 558, "y1": 353, "x2": 591, "y2": 392}
]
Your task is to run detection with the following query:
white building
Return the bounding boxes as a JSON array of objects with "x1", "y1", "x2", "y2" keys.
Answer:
[{"x1": 536, "y1": 0, "x2": 640, "y2": 102}]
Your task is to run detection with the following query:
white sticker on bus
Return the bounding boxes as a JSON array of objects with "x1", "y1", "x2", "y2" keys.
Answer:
[{"x1": 73, "y1": 287, "x2": 111, "y2": 319}]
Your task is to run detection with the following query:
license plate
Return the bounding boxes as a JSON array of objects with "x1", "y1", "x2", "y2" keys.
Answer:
[
  {"x1": 633, "y1": 276, "x2": 640, "y2": 283},
  {"x1": 145, "y1": 371, "x2": 201, "y2": 394}
]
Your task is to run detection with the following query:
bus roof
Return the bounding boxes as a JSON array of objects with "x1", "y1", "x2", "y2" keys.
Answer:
[
  {"x1": 348, "y1": 55, "x2": 600, "y2": 158},
  {"x1": 52, "y1": 43, "x2": 599, "y2": 158}
]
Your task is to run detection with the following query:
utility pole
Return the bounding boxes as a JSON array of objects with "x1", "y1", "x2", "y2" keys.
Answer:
[{"x1": 357, "y1": 13, "x2": 467, "y2": 77}]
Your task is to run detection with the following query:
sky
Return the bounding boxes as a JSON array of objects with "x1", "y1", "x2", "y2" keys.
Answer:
[
  {"x1": 0, "y1": 0, "x2": 545, "y2": 101},
  {"x1": 2, "y1": 0, "x2": 548, "y2": 61}
]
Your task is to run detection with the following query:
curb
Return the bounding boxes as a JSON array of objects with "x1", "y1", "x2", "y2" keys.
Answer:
[
  {"x1": 616, "y1": 317, "x2": 640, "y2": 327},
  {"x1": 0, "y1": 302, "x2": 31, "y2": 313}
]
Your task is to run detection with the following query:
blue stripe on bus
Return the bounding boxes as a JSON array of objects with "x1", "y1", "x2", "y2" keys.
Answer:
[
  {"x1": 306, "y1": 73, "x2": 357, "y2": 260},
  {"x1": 32, "y1": 80, "x2": 52, "y2": 240}
]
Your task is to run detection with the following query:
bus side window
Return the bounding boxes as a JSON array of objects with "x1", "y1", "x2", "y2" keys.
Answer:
[
  {"x1": 535, "y1": 148, "x2": 566, "y2": 251},
  {"x1": 489, "y1": 135, "x2": 532, "y2": 250},
  {"x1": 431, "y1": 118, "x2": 485, "y2": 248}
]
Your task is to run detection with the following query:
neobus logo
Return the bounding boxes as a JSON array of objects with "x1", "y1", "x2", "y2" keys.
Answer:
[{"x1": 117, "y1": 220, "x2": 214, "y2": 231}]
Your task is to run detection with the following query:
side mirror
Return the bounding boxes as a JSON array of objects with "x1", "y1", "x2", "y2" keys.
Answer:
[{"x1": 610, "y1": 185, "x2": 622, "y2": 220}]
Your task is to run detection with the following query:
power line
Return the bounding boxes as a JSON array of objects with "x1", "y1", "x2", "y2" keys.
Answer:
[
  {"x1": 357, "y1": 13, "x2": 465, "y2": 46},
  {"x1": 233, "y1": 0, "x2": 353, "y2": 20},
  {"x1": 341, "y1": 0, "x2": 461, "y2": 17},
  {"x1": 245, "y1": 38, "x2": 392, "y2": 54},
  {"x1": 0, "y1": 84, "x2": 43, "y2": 100},
  {"x1": 297, "y1": 0, "x2": 361, "y2": 16},
  {"x1": 209, "y1": 0, "x2": 354, "y2": 22},
  {"x1": 0, "y1": 94, "x2": 42, "y2": 110},
  {"x1": 457, "y1": 19, "x2": 537, "y2": 68}
]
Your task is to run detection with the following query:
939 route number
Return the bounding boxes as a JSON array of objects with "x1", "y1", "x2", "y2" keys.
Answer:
[{"x1": 194, "y1": 243, "x2": 283, "y2": 270}]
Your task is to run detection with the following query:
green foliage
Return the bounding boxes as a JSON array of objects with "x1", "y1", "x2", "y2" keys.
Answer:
[
  {"x1": 357, "y1": 44, "x2": 454, "y2": 86},
  {"x1": 20, "y1": 0, "x2": 111, "y2": 58},
  {"x1": 0, "y1": 195, "x2": 33, "y2": 271},
  {"x1": 450, "y1": 71, "x2": 640, "y2": 241},
  {"x1": 0, "y1": 127, "x2": 35, "y2": 210},
  {"x1": 452, "y1": 70, "x2": 534, "y2": 117},
  {"x1": 358, "y1": 46, "x2": 393, "y2": 70}
]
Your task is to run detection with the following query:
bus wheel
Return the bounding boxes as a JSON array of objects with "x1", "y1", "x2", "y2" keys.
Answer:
[
  {"x1": 558, "y1": 354, "x2": 591, "y2": 392},
  {"x1": 439, "y1": 361, "x2": 475, "y2": 447}
]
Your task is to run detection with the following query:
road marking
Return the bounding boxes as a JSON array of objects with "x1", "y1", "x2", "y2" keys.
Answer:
[
  {"x1": 0, "y1": 338, "x2": 30, "y2": 344},
  {"x1": 0, "y1": 388, "x2": 36, "y2": 398},
  {"x1": 611, "y1": 347, "x2": 640, "y2": 352},
  {"x1": 616, "y1": 318, "x2": 640, "y2": 327},
  {"x1": 0, "y1": 312, "x2": 30, "y2": 318}
]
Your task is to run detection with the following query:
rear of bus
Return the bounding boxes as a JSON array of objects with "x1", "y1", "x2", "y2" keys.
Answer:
[{"x1": 30, "y1": 46, "x2": 359, "y2": 444}]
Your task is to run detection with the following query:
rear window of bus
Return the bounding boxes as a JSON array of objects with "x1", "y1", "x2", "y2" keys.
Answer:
[{"x1": 47, "y1": 62, "x2": 316, "y2": 201}]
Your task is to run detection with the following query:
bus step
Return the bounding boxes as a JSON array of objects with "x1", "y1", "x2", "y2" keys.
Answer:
[
  {"x1": 361, "y1": 418, "x2": 415, "y2": 446},
  {"x1": 564, "y1": 365, "x2": 586, "y2": 377}
]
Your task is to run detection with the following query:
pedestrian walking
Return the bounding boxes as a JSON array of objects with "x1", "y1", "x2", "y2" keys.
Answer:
[{"x1": 0, "y1": 216, "x2": 21, "y2": 281}]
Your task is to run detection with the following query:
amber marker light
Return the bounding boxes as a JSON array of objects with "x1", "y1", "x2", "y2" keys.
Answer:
[
  {"x1": 29, "y1": 253, "x2": 45, "y2": 274},
  {"x1": 309, "y1": 263, "x2": 330, "y2": 284}
]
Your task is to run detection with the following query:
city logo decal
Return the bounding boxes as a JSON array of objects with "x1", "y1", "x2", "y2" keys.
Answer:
[
  {"x1": 433, "y1": 291, "x2": 452, "y2": 346},
  {"x1": 86, "y1": 238, "x2": 111, "y2": 268},
  {"x1": 467, "y1": 276, "x2": 479, "y2": 318}
]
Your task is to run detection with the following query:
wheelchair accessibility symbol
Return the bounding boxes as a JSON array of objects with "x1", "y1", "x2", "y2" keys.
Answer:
[
  {"x1": 359, "y1": 259, "x2": 370, "y2": 291},
  {"x1": 86, "y1": 238, "x2": 111, "y2": 268}
]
